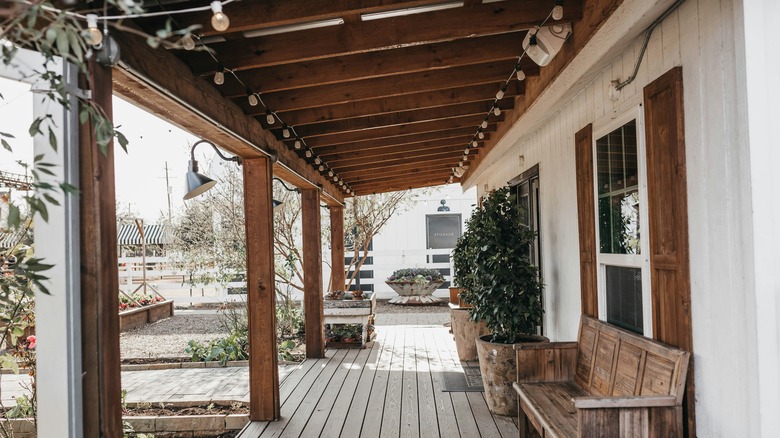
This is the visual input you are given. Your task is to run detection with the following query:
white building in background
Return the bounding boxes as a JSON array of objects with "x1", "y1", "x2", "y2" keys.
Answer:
[{"x1": 326, "y1": 184, "x2": 477, "y2": 300}]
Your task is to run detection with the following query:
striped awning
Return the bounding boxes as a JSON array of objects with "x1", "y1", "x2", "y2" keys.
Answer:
[
  {"x1": 0, "y1": 228, "x2": 32, "y2": 249},
  {"x1": 117, "y1": 224, "x2": 172, "y2": 246}
]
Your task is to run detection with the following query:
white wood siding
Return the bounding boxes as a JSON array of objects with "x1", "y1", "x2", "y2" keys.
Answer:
[{"x1": 469, "y1": 0, "x2": 773, "y2": 435}]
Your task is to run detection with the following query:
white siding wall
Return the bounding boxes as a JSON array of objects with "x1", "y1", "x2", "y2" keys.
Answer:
[{"x1": 470, "y1": 0, "x2": 768, "y2": 435}]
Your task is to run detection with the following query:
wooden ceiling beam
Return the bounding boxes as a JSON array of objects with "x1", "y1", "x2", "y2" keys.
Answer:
[
  {"x1": 320, "y1": 138, "x2": 484, "y2": 161},
  {"x1": 349, "y1": 172, "x2": 455, "y2": 189},
  {"x1": 327, "y1": 145, "x2": 479, "y2": 167},
  {"x1": 352, "y1": 178, "x2": 454, "y2": 195},
  {"x1": 260, "y1": 82, "x2": 523, "y2": 126},
  {"x1": 109, "y1": 28, "x2": 345, "y2": 205},
  {"x1": 342, "y1": 162, "x2": 457, "y2": 180},
  {"x1": 288, "y1": 114, "x2": 502, "y2": 147},
  {"x1": 180, "y1": 1, "x2": 581, "y2": 69},
  {"x1": 273, "y1": 100, "x2": 513, "y2": 138},
  {"x1": 196, "y1": 33, "x2": 537, "y2": 92},
  {"x1": 227, "y1": 61, "x2": 516, "y2": 111},
  {"x1": 308, "y1": 124, "x2": 496, "y2": 150},
  {"x1": 146, "y1": 0, "x2": 451, "y2": 38},
  {"x1": 335, "y1": 153, "x2": 465, "y2": 174}
]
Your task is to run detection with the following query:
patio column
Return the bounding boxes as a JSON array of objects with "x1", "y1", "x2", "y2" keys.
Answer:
[
  {"x1": 302, "y1": 188, "x2": 325, "y2": 358},
  {"x1": 329, "y1": 205, "x2": 346, "y2": 291},
  {"x1": 79, "y1": 59, "x2": 122, "y2": 437},
  {"x1": 243, "y1": 157, "x2": 280, "y2": 420}
]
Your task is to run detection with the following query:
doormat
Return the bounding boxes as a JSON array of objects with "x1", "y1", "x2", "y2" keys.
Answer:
[{"x1": 441, "y1": 366, "x2": 484, "y2": 392}]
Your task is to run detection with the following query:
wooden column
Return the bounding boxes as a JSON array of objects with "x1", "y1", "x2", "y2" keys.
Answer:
[
  {"x1": 302, "y1": 188, "x2": 325, "y2": 358},
  {"x1": 243, "y1": 157, "x2": 280, "y2": 420},
  {"x1": 79, "y1": 59, "x2": 122, "y2": 437},
  {"x1": 575, "y1": 123, "x2": 598, "y2": 318},
  {"x1": 329, "y1": 205, "x2": 346, "y2": 292}
]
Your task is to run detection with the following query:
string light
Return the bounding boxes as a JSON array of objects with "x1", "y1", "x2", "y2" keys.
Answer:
[
  {"x1": 319, "y1": 165, "x2": 325, "y2": 171},
  {"x1": 516, "y1": 64, "x2": 526, "y2": 81},
  {"x1": 210, "y1": 1, "x2": 230, "y2": 31},
  {"x1": 481, "y1": 120, "x2": 488, "y2": 129},
  {"x1": 495, "y1": 86, "x2": 506, "y2": 100},
  {"x1": 314, "y1": 157, "x2": 321, "y2": 164},
  {"x1": 527, "y1": 33, "x2": 541, "y2": 58},
  {"x1": 214, "y1": 64, "x2": 225, "y2": 85},
  {"x1": 181, "y1": 33, "x2": 196, "y2": 50},
  {"x1": 478, "y1": 131, "x2": 485, "y2": 139},
  {"x1": 328, "y1": 170, "x2": 334, "y2": 177},
  {"x1": 282, "y1": 124, "x2": 291, "y2": 138},
  {"x1": 305, "y1": 150, "x2": 313, "y2": 158},
  {"x1": 493, "y1": 106, "x2": 501, "y2": 116},
  {"x1": 552, "y1": 1, "x2": 564, "y2": 21},
  {"x1": 464, "y1": 148, "x2": 470, "y2": 155},
  {"x1": 85, "y1": 14, "x2": 103, "y2": 46},
  {"x1": 265, "y1": 109, "x2": 275, "y2": 125},
  {"x1": 247, "y1": 89, "x2": 258, "y2": 106},
  {"x1": 472, "y1": 140, "x2": 478, "y2": 147},
  {"x1": 294, "y1": 139, "x2": 302, "y2": 149}
]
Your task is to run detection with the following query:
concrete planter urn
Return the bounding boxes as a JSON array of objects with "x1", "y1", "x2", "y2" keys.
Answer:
[
  {"x1": 385, "y1": 268, "x2": 445, "y2": 305},
  {"x1": 450, "y1": 309, "x2": 489, "y2": 361},
  {"x1": 475, "y1": 334, "x2": 548, "y2": 416}
]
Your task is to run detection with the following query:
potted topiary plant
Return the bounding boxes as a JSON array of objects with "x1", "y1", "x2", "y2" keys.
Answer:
[
  {"x1": 450, "y1": 229, "x2": 489, "y2": 361},
  {"x1": 457, "y1": 186, "x2": 545, "y2": 416}
]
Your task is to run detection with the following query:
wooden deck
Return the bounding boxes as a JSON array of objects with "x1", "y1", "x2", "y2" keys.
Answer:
[{"x1": 238, "y1": 313, "x2": 518, "y2": 438}]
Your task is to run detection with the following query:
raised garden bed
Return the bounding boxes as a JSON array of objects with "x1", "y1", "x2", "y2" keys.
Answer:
[{"x1": 119, "y1": 299, "x2": 174, "y2": 332}]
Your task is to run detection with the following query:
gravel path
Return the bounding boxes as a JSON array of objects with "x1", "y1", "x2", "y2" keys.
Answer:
[
  {"x1": 120, "y1": 313, "x2": 229, "y2": 359},
  {"x1": 121, "y1": 300, "x2": 449, "y2": 359}
]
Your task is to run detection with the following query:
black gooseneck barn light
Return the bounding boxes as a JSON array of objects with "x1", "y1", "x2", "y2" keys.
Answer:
[{"x1": 183, "y1": 140, "x2": 240, "y2": 200}]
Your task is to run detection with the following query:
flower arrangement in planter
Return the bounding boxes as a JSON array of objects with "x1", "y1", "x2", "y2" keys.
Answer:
[
  {"x1": 385, "y1": 267, "x2": 446, "y2": 305},
  {"x1": 453, "y1": 186, "x2": 545, "y2": 416},
  {"x1": 118, "y1": 292, "x2": 166, "y2": 312},
  {"x1": 325, "y1": 290, "x2": 346, "y2": 300}
]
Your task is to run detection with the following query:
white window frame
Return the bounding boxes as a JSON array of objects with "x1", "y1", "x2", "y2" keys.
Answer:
[{"x1": 592, "y1": 106, "x2": 652, "y2": 335}]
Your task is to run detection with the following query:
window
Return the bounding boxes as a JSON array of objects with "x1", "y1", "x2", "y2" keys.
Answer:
[{"x1": 594, "y1": 111, "x2": 651, "y2": 335}]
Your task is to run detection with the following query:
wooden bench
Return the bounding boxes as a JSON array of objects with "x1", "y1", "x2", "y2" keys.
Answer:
[{"x1": 513, "y1": 315, "x2": 690, "y2": 437}]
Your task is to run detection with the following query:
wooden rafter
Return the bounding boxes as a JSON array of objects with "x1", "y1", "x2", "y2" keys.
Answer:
[
  {"x1": 314, "y1": 129, "x2": 491, "y2": 156},
  {"x1": 328, "y1": 146, "x2": 479, "y2": 168},
  {"x1": 321, "y1": 139, "x2": 484, "y2": 162}
]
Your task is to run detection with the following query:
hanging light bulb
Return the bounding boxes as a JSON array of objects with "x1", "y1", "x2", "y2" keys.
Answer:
[
  {"x1": 527, "y1": 33, "x2": 541, "y2": 58},
  {"x1": 516, "y1": 64, "x2": 526, "y2": 81},
  {"x1": 181, "y1": 33, "x2": 196, "y2": 50},
  {"x1": 265, "y1": 109, "x2": 275, "y2": 125},
  {"x1": 294, "y1": 139, "x2": 302, "y2": 149},
  {"x1": 328, "y1": 170, "x2": 334, "y2": 177},
  {"x1": 319, "y1": 165, "x2": 325, "y2": 171},
  {"x1": 333, "y1": 175, "x2": 339, "y2": 182},
  {"x1": 339, "y1": 181, "x2": 344, "y2": 186},
  {"x1": 472, "y1": 140, "x2": 478, "y2": 147},
  {"x1": 210, "y1": 1, "x2": 230, "y2": 32},
  {"x1": 213, "y1": 64, "x2": 225, "y2": 85},
  {"x1": 464, "y1": 148, "x2": 470, "y2": 155},
  {"x1": 305, "y1": 150, "x2": 313, "y2": 158},
  {"x1": 552, "y1": 1, "x2": 564, "y2": 21},
  {"x1": 282, "y1": 125, "x2": 291, "y2": 138},
  {"x1": 481, "y1": 120, "x2": 488, "y2": 129},
  {"x1": 495, "y1": 86, "x2": 507, "y2": 100},
  {"x1": 85, "y1": 14, "x2": 103, "y2": 46},
  {"x1": 247, "y1": 89, "x2": 259, "y2": 107},
  {"x1": 458, "y1": 161, "x2": 464, "y2": 167},
  {"x1": 493, "y1": 106, "x2": 501, "y2": 116},
  {"x1": 478, "y1": 131, "x2": 485, "y2": 139},
  {"x1": 314, "y1": 157, "x2": 321, "y2": 164}
]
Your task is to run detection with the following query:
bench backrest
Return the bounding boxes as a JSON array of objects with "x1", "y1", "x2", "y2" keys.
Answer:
[{"x1": 574, "y1": 316, "x2": 690, "y2": 404}]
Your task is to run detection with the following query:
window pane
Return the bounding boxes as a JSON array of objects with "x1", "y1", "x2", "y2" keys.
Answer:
[
  {"x1": 605, "y1": 266, "x2": 643, "y2": 334},
  {"x1": 596, "y1": 120, "x2": 640, "y2": 254}
]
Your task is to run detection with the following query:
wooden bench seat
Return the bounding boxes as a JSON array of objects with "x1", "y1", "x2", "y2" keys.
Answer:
[{"x1": 513, "y1": 316, "x2": 690, "y2": 438}]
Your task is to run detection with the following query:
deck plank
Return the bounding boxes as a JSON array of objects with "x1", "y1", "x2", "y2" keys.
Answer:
[
  {"x1": 435, "y1": 330, "x2": 481, "y2": 438},
  {"x1": 379, "y1": 326, "x2": 405, "y2": 438},
  {"x1": 425, "y1": 325, "x2": 460, "y2": 438},
  {"x1": 400, "y1": 326, "x2": 420, "y2": 438},
  {"x1": 467, "y1": 391, "x2": 502, "y2": 438},
  {"x1": 415, "y1": 323, "x2": 440, "y2": 438},
  {"x1": 360, "y1": 325, "x2": 398, "y2": 438}
]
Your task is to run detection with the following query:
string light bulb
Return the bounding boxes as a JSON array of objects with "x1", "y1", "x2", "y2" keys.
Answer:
[
  {"x1": 265, "y1": 110, "x2": 275, "y2": 125},
  {"x1": 214, "y1": 64, "x2": 225, "y2": 85},
  {"x1": 472, "y1": 140, "x2": 478, "y2": 147},
  {"x1": 314, "y1": 157, "x2": 321, "y2": 164},
  {"x1": 319, "y1": 165, "x2": 325, "y2": 171},
  {"x1": 333, "y1": 176, "x2": 339, "y2": 182},
  {"x1": 247, "y1": 90, "x2": 258, "y2": 107},
  {"x1": 305, "y1": 150, "x2": 313, "y2": 158},
  {"x1": 495, "y1": 86, "x2": 507, "y2": 100},
  {"x1": 478, "y1": 131, "x2": 485, "y2": 139},
  {"x1": 552, "y1": 1, "x2": 564, "y2": 21},
  {"x1": 516, "y1": 64, "x2": 526, "y2": 81},
  {"x1": 294, "y1": 139, "x2": 302, "y2": 149},
  {"x1": 328, "y1": 170, "x2": 334, "y2": 177},
  {"x1": 282, "y1": 125, "x2": 291, "y2": 138},
  {"x1": 527, "y1": 33, "x2": 541, "y2": 58},
  {"x1": 210, "y1": 1, "x2": 230, "y2": 32},
  {"x1": 464, "y1": 148, "x2": 470, "y2": 155},
  {"x1": 85, "y1": 14, "x2": 103, "y2": 46},
  {"x1": 181, "y1": 33, "x2": 196, "y2": 50},
  {"x1": 481, "y1": 120, "x2": 488, "y2": 129},
  {"x1": 493, "y1": 106, "x2": 501, "y2": 116}
]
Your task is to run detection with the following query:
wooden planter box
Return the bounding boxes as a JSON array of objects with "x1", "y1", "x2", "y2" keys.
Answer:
[{"x1": 119, "y1": 300, "x2": 174, "y2": 332}]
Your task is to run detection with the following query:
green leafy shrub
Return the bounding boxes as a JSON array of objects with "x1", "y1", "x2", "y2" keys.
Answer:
[{"x1": 185, "y1": 332, "x2": 248, "y2": 365}]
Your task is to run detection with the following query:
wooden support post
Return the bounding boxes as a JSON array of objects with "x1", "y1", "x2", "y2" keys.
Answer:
[
  {"x1": 302, "y1": 188, "x2": 325, "y2": 358},
  {"x1": 243, "y1": 157, "x2": 280, "y2": 420},
  {"x1": 329, "y1": 206, "x2": 346, "y2": 292},
  {"x1": 79, "y1": 60, "x2": 122, "y2": 437}
]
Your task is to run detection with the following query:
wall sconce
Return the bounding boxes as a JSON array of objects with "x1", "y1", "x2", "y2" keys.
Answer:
[{"x1": 183, "y1": 140, "x2": 240, "y2": 200}]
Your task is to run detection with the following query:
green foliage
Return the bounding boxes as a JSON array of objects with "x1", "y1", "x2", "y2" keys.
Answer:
[
  {"x1": 325, "y1": 324, "x2": 363, "y2": 342},
  {"x1": 386, "y1": 267, "x2": 444, "y2": 283},
  {"x1": 278, "y1": 340, "x2": 297, "y2": 362},
  {"x1": 453, "y1": 187, "x2": 543, "y2": 344},
  {"x1": 5, "y1": 394, "x2": 34, "y2": 419},
  {"x1": 185, "y1": 332, "x2": 249, "y2": 366}
]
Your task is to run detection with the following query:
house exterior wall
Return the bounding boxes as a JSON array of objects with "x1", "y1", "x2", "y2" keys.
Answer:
[{"x1": 468, "y1": 0, "x2": 775, "y2": 435}]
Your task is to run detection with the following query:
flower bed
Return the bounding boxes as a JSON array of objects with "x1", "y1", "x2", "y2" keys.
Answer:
[{"x1": 119, "y1": 299, "x2": 174, "y2": 332}]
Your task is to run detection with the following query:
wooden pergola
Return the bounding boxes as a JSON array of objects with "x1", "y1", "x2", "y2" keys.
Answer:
[{"x1": 68, "y1": 0, "x2": 628, "y2": 435}]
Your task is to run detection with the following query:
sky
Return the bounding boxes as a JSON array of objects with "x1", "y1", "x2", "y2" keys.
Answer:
[{"x1": 0, "y1": 75, "x2": 220, "y2": 221}]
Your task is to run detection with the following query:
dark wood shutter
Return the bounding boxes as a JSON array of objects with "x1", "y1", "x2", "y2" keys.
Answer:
[
  {"x1": 575, "y1": 123, "x2": 598, "y2": 317},
  {"x1": 643, "y1": 66, "x2": 695, "y2": 437}
]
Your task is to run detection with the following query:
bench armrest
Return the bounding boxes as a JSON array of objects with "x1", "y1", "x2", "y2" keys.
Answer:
[
  {"x1": 516, "y1": 342, "x2": 578, "y2": 383},
  {"x1": 513, "y1": 341, "x2": 577, "y2": 351},
  {"x1": 574, "y1": 395, "x2": 678, "y2": 409}
]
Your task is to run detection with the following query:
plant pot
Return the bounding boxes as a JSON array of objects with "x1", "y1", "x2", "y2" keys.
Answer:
[
  {"x1": 386, "y1": 280, "x2": 444, "y2": 305},
  {"x1": 450, "y1": 309, "x2": 489, "y2": 361},
  {"x1": 449, "y1": 287, "x2": 460, "y2": 305},
  {"x1": 475, "y1": 334, "x2": 548, "y2": 416}
]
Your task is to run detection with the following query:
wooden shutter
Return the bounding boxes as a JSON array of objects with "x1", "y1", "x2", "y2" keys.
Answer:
[
  {"x1": 643, "y1": 66, "x2": 695, "y2": 437},
  {"x1": 575, "y1": 124, "x2": 598, "y2": 317}
]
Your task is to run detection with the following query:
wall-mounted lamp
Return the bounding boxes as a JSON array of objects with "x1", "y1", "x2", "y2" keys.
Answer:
[
  {"x1": 184, "y1": 140, "x2": 241, "y2": 200},
  {"x1": 271, "y1": 177, "x2": 299, "y2": 208}
]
